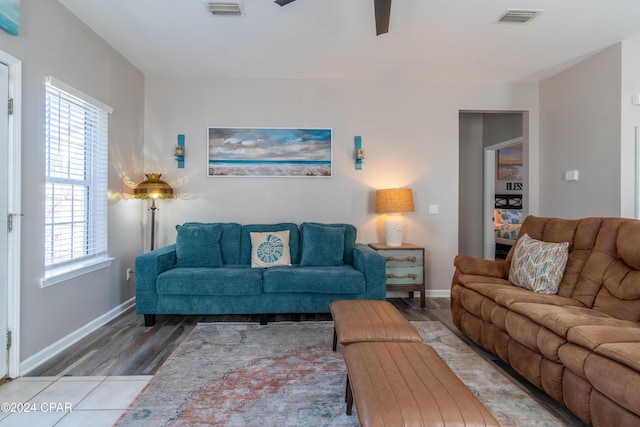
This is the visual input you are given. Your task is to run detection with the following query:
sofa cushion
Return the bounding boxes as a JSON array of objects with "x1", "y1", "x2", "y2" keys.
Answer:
[
  {"x1": 156, "y1": 266, "x2": 263, "y2": 296},
  {"x1": 183, "y1": 222, "x2": 241, "y2": 265},
  {"x1": 509, "y1": 233, "x2": 569, "y2": 294},
  {"x1": 567, "y1": 324, "x2": 640, "y2": 372},
  {"x1": 299, "y1": 223, "x2": 345, "y2": 267},
  {"x1": 250, "y1": 230, "x2": 292, "y2": 268},
  {"x1": 263, "y1": 266, "x2": 366, "y2": 294},
  {"x1": 240, "y1": 223, "x2": 300, "y2": 265},
  {"x1": 508, "y1": 302, "x2": 618, "y2": 338},
  {"x1": 175, "y1": 224, "x2": 223, "y2": 268},
  {"x1": 301, "y1": 222, "x2": 357, "y2": 265},
  {"x1": 584, "y1": 352, "x2": 640, "y2": 416}
]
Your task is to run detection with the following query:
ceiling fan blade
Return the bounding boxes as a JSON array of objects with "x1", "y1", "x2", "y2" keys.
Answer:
[
  {"x1": 275, "y1": 0, "x2": 297, "y2": 6},
  {"x1": 374, "y1": 0, "x2": 391, "y2": 35}
]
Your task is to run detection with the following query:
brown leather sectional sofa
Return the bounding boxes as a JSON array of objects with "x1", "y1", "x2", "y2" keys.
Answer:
[{"x1": 451, "y1": 215, "x2": 640, "y2": 426}]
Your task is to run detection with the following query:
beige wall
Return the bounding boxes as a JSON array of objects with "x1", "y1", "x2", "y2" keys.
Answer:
[
  {"x1": 539, "y1": 44, "x2": 622, "y2": 218},
  {"x1": 143, "y1": 77, "x2": 539, "y2": 296},
  {"x1": 539, "y1": 41, "x2": 640, "y2": 219},
  {"x1": 0, "y1": 0, "x2": 145, "y2": 361}
]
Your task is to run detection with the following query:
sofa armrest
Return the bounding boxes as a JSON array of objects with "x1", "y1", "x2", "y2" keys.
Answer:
[
  {"x1": 453, "y1": 255, "x2": 510, "y2": 279},
  {"x1": 135, "y1": 244, "x2": 177, "y2": 314},
  {"x1": 353, "y1": 243, "x2": 387, "y2": 299}
]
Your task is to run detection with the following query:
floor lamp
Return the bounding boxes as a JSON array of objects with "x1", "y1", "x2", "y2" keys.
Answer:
[{"x1": 133, "y1": 173, "x2": 174, "y2": 250}]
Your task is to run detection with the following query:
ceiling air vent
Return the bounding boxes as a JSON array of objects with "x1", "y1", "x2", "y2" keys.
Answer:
[
  {"x1": 206, "y1": 2, "x2": 244, "y2": 16},
  {"x1": 499, "y1": 9, "x2": 541, "y2": 24}
]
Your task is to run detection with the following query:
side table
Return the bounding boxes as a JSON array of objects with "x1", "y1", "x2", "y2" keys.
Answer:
[{"x1": 368, "y1": 243, "x2": 426, "y2": 308}]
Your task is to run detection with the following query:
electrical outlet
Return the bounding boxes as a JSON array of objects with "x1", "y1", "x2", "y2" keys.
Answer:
[{"x1": 126, "y1": 268, "x2": 133, "y2": 281}]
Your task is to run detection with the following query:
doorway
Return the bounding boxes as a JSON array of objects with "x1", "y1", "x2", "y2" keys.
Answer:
[
  {"x1": 0, "y1": 50, "x2": 22, "y2": 380},
  {"x1": 483, "y1": 137, "x2": 523, "y2": 259},
  {"x1": 459, "y1": 112, "x2": 525, "y2": 259}
]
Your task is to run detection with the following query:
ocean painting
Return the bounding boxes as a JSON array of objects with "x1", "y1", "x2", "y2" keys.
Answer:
[
  {"x1": 0, "y1": 0, "x2": 19, "y2": 36},
  {"x1": 208, "y1": 127, "x2": 332, "y2": 177},
  {"x1": 497, "y1": 143, "x2": 523, "y2": 181}
]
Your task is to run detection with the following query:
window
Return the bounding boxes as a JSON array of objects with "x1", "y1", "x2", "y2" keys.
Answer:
[{"x1": 43, "y1": 77, "x2": 112, "y2": 286}]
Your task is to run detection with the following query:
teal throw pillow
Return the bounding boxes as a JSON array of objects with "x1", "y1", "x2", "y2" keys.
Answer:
[
  {"x1": 299, "y1": 223, "x2": 345, "y2": 267},
  {"x1": 175, "y1": 224, "x2": 223, "y2": 268}
]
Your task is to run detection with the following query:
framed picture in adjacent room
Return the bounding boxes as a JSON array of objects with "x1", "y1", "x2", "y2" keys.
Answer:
[
  {"x1": 207, "y1": 127, "x2": 333, "y2": 177},
  {"x1": 497, "y1": 143, "x2": 523, "y2": 181}
]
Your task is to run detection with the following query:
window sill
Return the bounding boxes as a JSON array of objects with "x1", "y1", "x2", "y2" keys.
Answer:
[{"x1": 41, "y1": 257, "x2": 114, "y2": 288}]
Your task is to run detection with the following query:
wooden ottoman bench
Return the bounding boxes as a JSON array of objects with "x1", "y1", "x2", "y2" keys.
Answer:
[
  {"x1": 329, "y1": 300, "x2": 423, "y2": 351},
  {"x1": 343, "y1": 341, "x2": 500, "y2": 427}
]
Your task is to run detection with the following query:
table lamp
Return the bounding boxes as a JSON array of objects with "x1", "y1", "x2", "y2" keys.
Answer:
[
  {"x1": 375, "y1": 188, "x2": 415, "y2": 247},
  {"x1": 133, "y1": 173, "x2": 174, "y2": 250}
]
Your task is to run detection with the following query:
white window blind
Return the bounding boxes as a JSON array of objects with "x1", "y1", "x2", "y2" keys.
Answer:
[{"x1": 44, "y1": 77, "x2": 109, "y2": 271}]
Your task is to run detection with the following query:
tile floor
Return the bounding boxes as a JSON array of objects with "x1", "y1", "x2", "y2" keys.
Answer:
[{"x1": 0, "y1": 376, "x2": 151, "y2": 426}]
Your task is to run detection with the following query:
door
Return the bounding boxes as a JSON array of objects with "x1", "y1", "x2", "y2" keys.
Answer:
[
  {"x1": 0, "y1": 61, "x2": 9, "y2": 379},
  {"x1": 483, "y1": 137, "x2": 523, "y2": 259}
]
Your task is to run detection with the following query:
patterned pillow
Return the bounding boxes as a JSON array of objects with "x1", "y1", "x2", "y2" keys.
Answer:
[
  {"x1": 496, "y1": 224, "x2": 520, "y2": 241},
  {"x1": 496, "y1": 208, "x2": 522, "y2": 225},
  {"x1": 509, "y1": 233, "x2": 569, "y2": 294},
  {"x1": 250, "y1": 230, "x2": 292, "y2": 268}
]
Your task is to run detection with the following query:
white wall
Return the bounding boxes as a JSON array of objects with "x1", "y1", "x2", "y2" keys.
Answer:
[
  {"x1": 144, "y1": 77, "x2": 539, "y2": 296},
  {"x1": 539, "y1": 44, "x2": 622, "y2": 218},
  {"x1": 0, "y1": 0, "x2": 145, "y2": 361}
]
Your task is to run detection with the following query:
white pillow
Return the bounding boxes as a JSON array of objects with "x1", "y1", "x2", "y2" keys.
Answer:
[
  {"x1": 250, "y1": 230, "x2": 292, "y2": 268},
  {"x1": 509, "y1": 233, "x2": 569, "y2": 294}
]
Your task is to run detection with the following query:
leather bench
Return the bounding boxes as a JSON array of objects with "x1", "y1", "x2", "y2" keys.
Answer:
[
  {"x1": 343, "y1": 341, "x2": 500, "y2": 427},
  {"x1": 329, "y1": 300, "x2": 423, "y2": 351}
]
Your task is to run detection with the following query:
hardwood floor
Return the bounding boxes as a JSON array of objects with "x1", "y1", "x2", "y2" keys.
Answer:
[{"x1": 26, "y1": 297, "x2": 585, "y2": 426}]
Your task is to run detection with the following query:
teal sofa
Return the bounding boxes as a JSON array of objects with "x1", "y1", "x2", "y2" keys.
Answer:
[{"x1": 135, "y1": 222, "x2": 387, "y2": 326}]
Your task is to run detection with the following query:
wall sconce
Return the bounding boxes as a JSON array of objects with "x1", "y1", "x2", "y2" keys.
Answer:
[
  {"x1": 175, "y1": 134, "x2": 185, "y2": 168},
  {"x1": 354, "y1": 135, "x2": 364, "y2": 170}
]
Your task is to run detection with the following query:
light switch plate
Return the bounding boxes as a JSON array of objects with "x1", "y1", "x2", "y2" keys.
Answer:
[
  {"x1": 564, "y1": 170, "x2": 579, "y2": 181},
  {"x1": 429, "y1": 204, "x2": 439, "y2": 214}
]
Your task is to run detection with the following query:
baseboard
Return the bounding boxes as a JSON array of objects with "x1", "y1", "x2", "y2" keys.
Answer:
[
  {"x1": 387, "y1": 289, "x2": 450, "y2": 298},
  {"x1": 20, "y1": 297, "x2": 136, "y2": 376},
  {"x1": 424, "y1": 289, "x2": 451, "y2": 298}
]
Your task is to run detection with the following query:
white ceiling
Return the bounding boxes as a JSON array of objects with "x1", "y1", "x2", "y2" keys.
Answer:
[{"x1": 59, "y1": 0, "x2": 640, "y2": 82}]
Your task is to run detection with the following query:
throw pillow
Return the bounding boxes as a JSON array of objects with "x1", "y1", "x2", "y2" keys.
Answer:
[
  {"x1": 299, "y1": 223, "x2": 345, "y2": 267},
  {"x1": 495, "y1": 208, "x2": 522, "y2": 225},
  {"x1": 250, "y1": 230, "x2": 292, "y2": 268},
  {"x1": 509, "y1": 233, "x2": 569, "y2": 294},
  {"x1": 175, "y1": 224, "x2": 223, "y2": 268}
]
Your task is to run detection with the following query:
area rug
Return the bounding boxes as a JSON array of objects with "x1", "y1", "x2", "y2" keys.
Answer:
[{"x1": 116, "y1": 321, "x2": 565, "y2": 426}]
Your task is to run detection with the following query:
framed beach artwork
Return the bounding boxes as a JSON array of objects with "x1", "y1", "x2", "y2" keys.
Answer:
[
  {"x1": 497, "y1": 143, "x2": 523, "y2": 181},
  {"x1": 0, "y1": 0, "x2": 19, "y2": 36},
  {"x1": 207, "y1": 127, "x2": 333, "y2": 177}
]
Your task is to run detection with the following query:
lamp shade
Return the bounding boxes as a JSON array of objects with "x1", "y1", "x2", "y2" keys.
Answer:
[
  {"x1": 375, "y1": 188, "x2": 414, "y2": 214},
  {"x1": 133, "y1": 173, "x2": 174, "y2": 199}
]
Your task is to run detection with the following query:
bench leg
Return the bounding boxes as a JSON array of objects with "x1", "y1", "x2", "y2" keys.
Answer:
[
  {"x1": 345, "y1": 375, "x2": 354, "y2": 415},
  {"x1": 259, "y1": 314, "x2": 268, "y2": 325},
  {"x1": 332, "y1": 327, "x2": 338, "y2": 351},
  {"x1": 144, "y1": 314, "x2": 155, "y2": 327}
]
